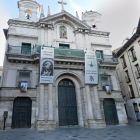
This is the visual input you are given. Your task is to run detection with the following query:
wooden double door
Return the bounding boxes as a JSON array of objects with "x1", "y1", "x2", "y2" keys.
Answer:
[
  {"x1": 12, "y1": 97, "x2": 32, "y2": 128},
  {"x1": 58, "y1": 79, "x2": 78, "y2": 126}
]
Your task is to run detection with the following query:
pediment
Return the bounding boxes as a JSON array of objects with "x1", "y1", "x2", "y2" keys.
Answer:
[{"x1": 39, "y1": 11, "x2": 90, "y2": 30}]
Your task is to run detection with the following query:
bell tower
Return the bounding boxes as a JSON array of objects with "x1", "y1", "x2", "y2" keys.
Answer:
[{"x1": 18, "y1": 0, "x2": 40, "y2": 21}]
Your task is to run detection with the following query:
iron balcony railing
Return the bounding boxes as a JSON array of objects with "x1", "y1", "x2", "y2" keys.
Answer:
[
  {"x1": 135, "y1": 71, "x2": 140, "y2": 79},
  {"x1": 96, "y1": 52, "x2": 118, "y2": 62},
  {"x1": 7, "y1": 45, "x2": 37, "y2": 55},
  {"x1": 125, "y1": 76, "x2": 131, "y2": 83}
]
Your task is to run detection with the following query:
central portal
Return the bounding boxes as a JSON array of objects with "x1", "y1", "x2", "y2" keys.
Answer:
[{"x1": 58, "y1": 79, "x2": 78, "y2": 126}]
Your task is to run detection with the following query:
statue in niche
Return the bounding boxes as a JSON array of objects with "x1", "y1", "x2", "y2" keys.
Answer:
[{"x1": 60, "y1": 26, "x2": 67, "y2": 39}]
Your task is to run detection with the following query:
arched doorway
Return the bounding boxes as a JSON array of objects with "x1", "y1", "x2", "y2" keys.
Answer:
[
  {"x1": 58, "y1": 79, "x2": 78, "y2": 126},
  {"x1": 12, "y1": 97, "x2": 32, "y2": 128},
  {"x1": 103, "y1": 98, "x2": 119, "y2": 125}
]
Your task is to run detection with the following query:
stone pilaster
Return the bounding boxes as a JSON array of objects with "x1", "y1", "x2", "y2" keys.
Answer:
[
  {"x1": 37, "y1": 84, "x2": 47, "y2": 130},
  {"x1": 47, "y1": 84, "x2": 56, "y2": 130},
  {"x1": 85, "y1": 85, "x2": 95, "y2": 128},
  {"x1": 92, "y1": 85, "x2": 106, "y2": 128}
]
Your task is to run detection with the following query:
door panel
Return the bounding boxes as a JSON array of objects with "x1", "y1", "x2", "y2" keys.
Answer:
[
  {"x1": 12, "y1": 97, "x2": 32, "y2": 128},
  {"x1": 58, "y1": 79, "x2": 78, "y2": 126},
  {"x1": 103, "y1": 99, "x2": 119, "y2": 125}
]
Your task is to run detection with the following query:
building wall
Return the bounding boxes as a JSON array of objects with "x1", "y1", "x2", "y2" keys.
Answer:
[
  {"x1": 117, "y1": 37, "x2": 140, "y2": 99},
  {"x1": 116, "y1": 36, "x2": 140, "y2": 120},
  {"x1": 0, "y1": 0, "x2": 128, "y2": 130}
]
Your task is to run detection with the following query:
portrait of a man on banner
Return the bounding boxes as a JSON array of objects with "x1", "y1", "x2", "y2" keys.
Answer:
[{"x1": 41, "y1": 60, "x2": 53, "y2": 76}]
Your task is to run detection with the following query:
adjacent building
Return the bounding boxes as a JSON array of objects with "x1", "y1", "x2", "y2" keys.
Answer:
[
  {"x1": 0, "y1": 0, "x2": 127, "y2": 130},
  {"x1": 113, "y1": 19, "x2": 140, "y2": 121},
  {"x1": 0, "y1": 67, "x2": 2, "y2": 85}
]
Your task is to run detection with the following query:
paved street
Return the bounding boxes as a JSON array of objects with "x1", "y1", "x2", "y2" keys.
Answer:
[{"x1": 0, "y1": 120, "x2": 140, "y2": 140}]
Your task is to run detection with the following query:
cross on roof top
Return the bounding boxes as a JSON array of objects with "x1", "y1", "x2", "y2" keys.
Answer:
[{"x1": 58, "y1": 1, "x2": 67, "y2": 12}]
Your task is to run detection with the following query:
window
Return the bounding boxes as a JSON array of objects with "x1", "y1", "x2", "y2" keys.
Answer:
[
  {"x1": 18, "y1": 72, "x2": 31, "y2": 88},
  {"x1": 131, "y1": 49, "x2": 137, "y2": 62},
  {"x1": 135, "y1": 64, "x2": 140, "y2": 78},
  {"x1": 128, "y1": 85, "x2": 135, "y2": 98},
  {"x1": 59, "y1": 44, "x2": 69, "y2": 49},
  {"x1": 21, "y1": 43, "x2": 31, "y2": 55},
  {"x1": 100, "y1": 76, "x2": 111, "y2": 91},
  {"x1": 96, "y1": 50, "x2": 103, "y2": 59},
  {"x1": 0, "y1": 76, "x2": 1, "y2": 83},
  {"x1": 121, "y1": 55, "x2": 127, "y2": 69},
  {"x1": 125, "y1": 71, "x2": 131, "y2": 83}
]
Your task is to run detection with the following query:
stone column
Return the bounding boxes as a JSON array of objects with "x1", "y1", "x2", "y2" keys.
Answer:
[
  {"x1": 85, "y1": 33, "x2": 91, "y2": 50},
  {"x1": 85, "y1": 85, "x2": 94, "y2": 119},
  {"x1": 48, "y1": 28, "x2": 52, "y2": 46},
  {"x1": 37, "y1": 84, "x2": 47, "y2": 130},
  {"x1": 92, "y1": 85, "x2": 106, "y2": 128},
  {"x1": 76, "y1": 87, "x2": 84, "y2": 127},
  {"x1": 38, "y1": 84, "x2": 45, "y2": 120},
  {"x1": 48, "y1": 83, "x2": 54, "y2": 120},
  {"x1": 47, "y1": 83, "x2": 56, "y2": 130},
  {"x1": 92, "y1": 85, "x2": 102, "y2": 119}
]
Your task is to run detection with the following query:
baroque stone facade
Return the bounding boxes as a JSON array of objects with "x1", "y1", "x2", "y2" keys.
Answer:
[{"x1": 0, "y1": 0, "x2": 128, "y2": 130}]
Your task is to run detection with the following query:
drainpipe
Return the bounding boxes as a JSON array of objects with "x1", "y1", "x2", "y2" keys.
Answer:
[{"x1": 126, "y1": 50, "x2": 140, "y2": 97}]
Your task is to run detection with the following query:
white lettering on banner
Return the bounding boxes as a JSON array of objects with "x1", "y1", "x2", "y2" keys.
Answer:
[
  {"x1": 40, "y1": 47, "x2": 54, "y2": 83},
  {"x1": 85, "y1": 50, "x2": 98, "y2": 84}
]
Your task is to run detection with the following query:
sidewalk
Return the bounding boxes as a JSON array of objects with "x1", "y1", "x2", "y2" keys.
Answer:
[{"x1": 0, "y1": 119, "x2": 140, "y2": 140}]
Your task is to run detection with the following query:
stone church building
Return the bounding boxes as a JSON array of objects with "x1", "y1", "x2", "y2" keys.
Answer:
[{"x1": 0, "y1": 0, "x2": 127, "y2": 130}]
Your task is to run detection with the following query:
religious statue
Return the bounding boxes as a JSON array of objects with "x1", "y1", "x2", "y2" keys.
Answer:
[{"x1": 60, "y1": 26, "x2": 67, "y2": 38}]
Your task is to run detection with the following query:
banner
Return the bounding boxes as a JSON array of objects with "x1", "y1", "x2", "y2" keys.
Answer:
[
  {"x1": 85, "y1": 51, "x2": 98, "y2": 84},
  {"x1": 105, "y1": 85, "x2": 111, "y2": 94},
  {"x1": 40, "y1": 46, "x2": 54, "y2": 83},
  {"x1": 21, "y1": 81, "x2": 27, "y2": 92}
]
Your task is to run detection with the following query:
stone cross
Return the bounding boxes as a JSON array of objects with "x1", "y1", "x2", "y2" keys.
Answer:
[{"x1": 58, "y1": 1, "x2": 67, "y2": 12}]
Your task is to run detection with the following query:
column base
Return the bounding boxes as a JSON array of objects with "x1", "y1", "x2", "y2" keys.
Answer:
[
  {"x1": 36, "y1": 120, "x2": 47, "y2": 130},
  {"x1": 87, "y1": 119, "x2": 106, "y2": 128},
  {"x1": 46, "y1": 120, "x2": 56, "y2": 130}
]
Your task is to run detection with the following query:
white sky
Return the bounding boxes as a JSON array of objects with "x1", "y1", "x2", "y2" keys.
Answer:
[{"x1": 0, "y1": 0, "x2": 140, "y2": 66}]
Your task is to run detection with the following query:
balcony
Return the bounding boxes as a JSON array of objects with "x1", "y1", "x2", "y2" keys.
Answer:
[
  {"x1": 7, "y1": 45, "x2": 35, "y2": 55},
  {"x1": 135, "y1": 71, "x2": 140, "y2": 79},
  {"x1": 125, "y1": 76, "x2": 131, "y2": 83},
  {"x1": 96, "y1": 52, "x2": 118, "y2": 62},
  {"x1": 103, "y1": 55, "x2": 118, "y2": 62}
]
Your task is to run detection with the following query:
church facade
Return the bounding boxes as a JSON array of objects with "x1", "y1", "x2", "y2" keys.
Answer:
[{"x1": 0, "y1": 0, "x2": 127, "y2": 130}]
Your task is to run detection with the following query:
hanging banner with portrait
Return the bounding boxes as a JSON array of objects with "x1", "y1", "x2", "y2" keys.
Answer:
[
  {"x1": 85, "y1": 50, "x2": 98, "y2": 84},
  {"x1": 40, "y1": 46, "x2": 54, "y2": 83}
]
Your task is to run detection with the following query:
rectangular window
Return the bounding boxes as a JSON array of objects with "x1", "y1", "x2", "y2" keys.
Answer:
[
  {"x1": 18, "y1": 72, "x2": 30, "y2": 88},
  {"x1": 121, "y1": 56, "x2": 127, "y2": 69},
  {"x1": 21, "y1": 43, "x2": 31, "y2": 55},
  {"x1": 101, "y1": 76, "x2": 111, "y2": 90},
  {"x1": 125, "y1": 71, "x2": 131, "y2": 83},
  {"x1": 135, "y1": 64, "x2": 140, "y2": 78},
  {"x1": 128, "y1": 85, "x2": 135, "y2": 98},
  {"x1": 131, "y1": 49, "x2": 137, "y2": 62},
  {"x1": 59, "y1": 44, "x2": 69, "y2": 49},
  {"x1": 96, "y1": 50, "x2": 103, "y2": 59}
]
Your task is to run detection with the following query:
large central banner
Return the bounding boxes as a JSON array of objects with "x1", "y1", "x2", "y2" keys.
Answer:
[
  {"x1": 85, "y1": 50, "x2": 98, "y2": 84},
  {"x1": 40, "y1": 46, "x2": 54, "y2": 83}
]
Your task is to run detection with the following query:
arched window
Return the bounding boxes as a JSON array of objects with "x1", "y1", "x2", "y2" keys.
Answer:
[
  {"x1": 25, "y1": 10, "x2": 32, "y2": 19},
  {"x1": 60, "y1": 26, "x2": 67, "y2": 39}
]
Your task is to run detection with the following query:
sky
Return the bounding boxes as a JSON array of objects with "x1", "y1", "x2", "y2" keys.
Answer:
[{"x1": 0, "y1": 0, "x2": 140, "y2": 66}]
